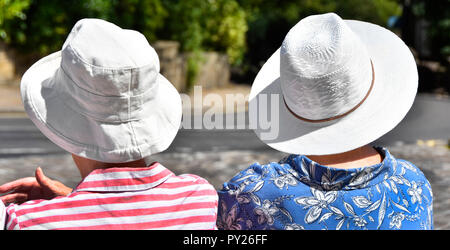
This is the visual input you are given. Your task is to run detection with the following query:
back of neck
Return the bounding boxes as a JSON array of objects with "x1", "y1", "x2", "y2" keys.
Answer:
[{"x1": 306, "y1": 146, "x2": 382, "y2": 169}]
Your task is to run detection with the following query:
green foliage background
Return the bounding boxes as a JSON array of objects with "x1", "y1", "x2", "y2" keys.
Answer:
[
  {"x1": 0, "y1": 0, "x2": 30, "y2": 42},
  {"x1": 0, "y1": 0, "x2": 248, "y2": 64},
  {"x1": 0, "y1": 0, "x2": 446, "y2": 84}
]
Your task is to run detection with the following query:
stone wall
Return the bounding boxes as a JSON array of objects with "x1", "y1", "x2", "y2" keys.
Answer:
[
  {"x1": 195, "y1": 52, "x2": 230, "y2": 89},
  {"x1": 0, "y1": 43, "x2": 17, "y2": 85},
  {"x1": 152, "y1": 41, "x2": 187, "y2": 92},
  {"x1": 152, "y1": 41, "x2": 230, "y2": 93},
  {"x1": 0, "y1": 42, "x2": 42, "y2": 86}
]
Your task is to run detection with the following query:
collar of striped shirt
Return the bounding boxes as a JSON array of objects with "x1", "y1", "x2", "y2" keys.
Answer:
[{"x1": 74, "y1": 162, "x2": 175, "y2": 193}]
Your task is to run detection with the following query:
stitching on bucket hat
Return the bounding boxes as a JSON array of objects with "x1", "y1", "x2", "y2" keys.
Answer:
[{"x1": 61, "y1": 47, "x2": 159, "y2": 98}]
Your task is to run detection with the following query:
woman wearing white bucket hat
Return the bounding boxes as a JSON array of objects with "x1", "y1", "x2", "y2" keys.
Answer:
[
  {"x1": 217, "y1": 13, "x2": 433, "y2": 230},
  {"x1": 0, "y1": 19, "x2": 218, "y2": 230}
]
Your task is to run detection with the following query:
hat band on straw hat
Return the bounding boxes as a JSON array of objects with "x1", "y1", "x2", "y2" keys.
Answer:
[{"x1": 283, "y1": 60, "x2": 375, "y2": 123}]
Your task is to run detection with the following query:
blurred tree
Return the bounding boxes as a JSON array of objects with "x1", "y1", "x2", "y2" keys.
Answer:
[
  {"x1": 0, "y1": 0, "x2": 31, "y2": 43},
  {"x1": 206, "y1": 0, "x2": 247, "y2": 65},
  {"x1": 161, "y1": 0, "x2": 207, "y2": 53},
  {"x1": 161, "y1": 0, "x2": 247, "y2": 65},
  {"x1": 2, "y1": 0, "x2": 248, "y2": 65},
  {"x1": 3, "y1": 0, "x2": 113, "y2": 55},
  {"x1": 0, "y1": 0, "x2": 249, "y2": 89},
  {"x1": 0, "y1": 0, "x2": 407, "y2": 84},
  {"x1": 159, "y1": 0, "x2": 248, "y2": 87},
  {"x1": 111, "y1": 0, "x2": 167, "y2": 42}
]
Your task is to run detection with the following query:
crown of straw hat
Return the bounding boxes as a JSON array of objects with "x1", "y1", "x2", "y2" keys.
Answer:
[
  {"x1": 21, "y1": 19, "x2": 182, "y2": 162},
  {"x1": 249, "y1": 13, "x2": 418, "y2": 155},
  {"x1": 281, "y1": 14, "x2": 374, "y2": 122}
]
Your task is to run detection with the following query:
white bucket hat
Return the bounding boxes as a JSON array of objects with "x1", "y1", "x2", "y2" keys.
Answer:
[
  {"x1": 21, "y1": 19, "x2": 182, "y2": 163},
  {"x1": 249, "y1": 13, "x2": 418, "y2": 155}
]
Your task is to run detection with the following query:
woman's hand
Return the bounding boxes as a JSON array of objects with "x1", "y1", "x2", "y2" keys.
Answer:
[{"x1": 0, "y1": 167, "x2": 73, "y2": 205}]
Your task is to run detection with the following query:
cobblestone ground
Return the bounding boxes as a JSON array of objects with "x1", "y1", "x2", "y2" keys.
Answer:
[{"x1": 0, "y1": 141, "x2": 448, "y2": 229}]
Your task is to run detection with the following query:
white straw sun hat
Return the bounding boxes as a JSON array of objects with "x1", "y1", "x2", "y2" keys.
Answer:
[
  {"x1": 249, "y1": 13, "x2": 418, "y2": 156},
  {"x1": 21, "y1": 19, "x2": 182, "y2": 163}
]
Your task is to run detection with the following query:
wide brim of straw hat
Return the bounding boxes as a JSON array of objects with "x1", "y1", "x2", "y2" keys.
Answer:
[
  {"x1": 21, "y1": 51, "x2": 182, "y2": 163},
  {"x1": 249, "y1": 20, "x2": 418, "y2": 156}
]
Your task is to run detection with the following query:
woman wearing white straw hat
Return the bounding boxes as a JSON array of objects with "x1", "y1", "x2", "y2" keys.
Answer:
[
  {"x1": 0, "y1": 19, "x2": 218, "y2": 230},
  {"x1": 217, "y1": 13, "x2": 433, "y2": 230}
]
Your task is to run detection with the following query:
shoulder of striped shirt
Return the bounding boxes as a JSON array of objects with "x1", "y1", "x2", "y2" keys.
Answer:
[
  {"x1": 7, "y1": 173, "x2": 218, "y2": 215},
  {"x1": 5, "y1": 172, "x2": 218, "y2": 230},
  {"x1": 175, "y1": 173, "x2": 213, "y2": 184},
  {"x1": 164, "y1": 174, "x2": 219, "y2": 198}
]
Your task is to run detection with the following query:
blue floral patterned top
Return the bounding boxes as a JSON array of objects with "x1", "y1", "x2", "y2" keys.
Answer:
[{"x1": 217, "y1": 148, "x2": 433, "y2": 230}]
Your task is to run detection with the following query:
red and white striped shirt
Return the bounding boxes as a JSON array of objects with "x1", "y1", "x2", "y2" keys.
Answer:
[{"x1": 0, "y1": 163, "x2": 218, "y2": 230}]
